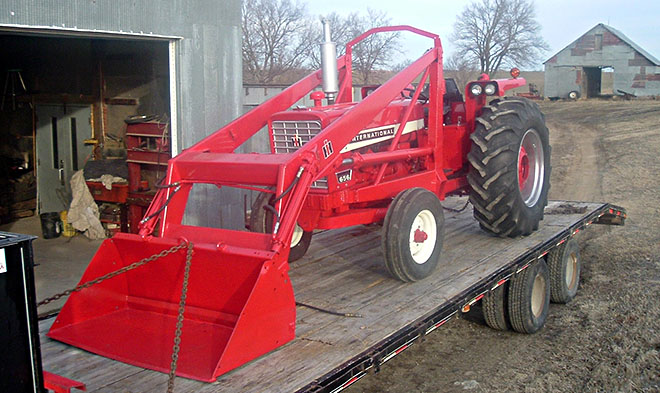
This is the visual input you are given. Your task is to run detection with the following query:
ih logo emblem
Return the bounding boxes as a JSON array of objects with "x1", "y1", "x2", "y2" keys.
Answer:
[
  {"x1": 322, "y1": 139, "x2": 334, "y2": 159},
  {"x1": 291, "y1": 133, "x2": 303, "y2": 147}
]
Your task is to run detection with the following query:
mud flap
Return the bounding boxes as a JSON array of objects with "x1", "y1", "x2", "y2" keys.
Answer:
[{"x1": 47, "y1": 233, "x2": 296, "y2": 382}]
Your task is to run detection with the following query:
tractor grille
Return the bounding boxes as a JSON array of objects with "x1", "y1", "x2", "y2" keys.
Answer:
[
  {"x1": 271, "y1": 120, "x2": 327, "y2": 189},
  {"x1": 272, "y1": 120, "x2": 322, "y2": 153}
]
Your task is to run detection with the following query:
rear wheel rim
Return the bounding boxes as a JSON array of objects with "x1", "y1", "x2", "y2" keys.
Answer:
[
  {"x1": 531, "y1": 273, "x2": 547, "y2": 318},
  {"x1": 518, "y1": 129, "x2": 544, "y2": 207},
  {"x1": 409, "y1": 209, "x2": 437, "y2": 264},
  {"x1": 565, "y1": 252, "x2": 578, "y2": 289}
]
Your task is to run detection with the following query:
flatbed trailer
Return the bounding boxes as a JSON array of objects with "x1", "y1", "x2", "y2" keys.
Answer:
[{"x1": 37, "y1": 200, "x2": 625, "y2": 393}]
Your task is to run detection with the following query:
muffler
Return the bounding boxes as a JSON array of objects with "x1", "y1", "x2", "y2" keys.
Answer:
[{"x1": 320, "y1": 18, "x2": 339, "y2": 104}]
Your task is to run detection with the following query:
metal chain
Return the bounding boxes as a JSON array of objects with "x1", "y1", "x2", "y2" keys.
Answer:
[
  {"x1": 167, "y1": 242, "x2": 193, "y2": 393},
  {"x1": 37, "y1": 242, "x2": 189, "y2": 307}
]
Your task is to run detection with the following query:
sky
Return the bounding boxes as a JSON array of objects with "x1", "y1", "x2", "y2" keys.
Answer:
[{"x1": 305, "y1": 0, "x2": 660, "y2": 70}]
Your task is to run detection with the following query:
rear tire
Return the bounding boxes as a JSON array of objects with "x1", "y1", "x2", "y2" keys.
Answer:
[
  {"x1": 508, "y1": 259, "x2": 550, "y2": 334},
  {"x1": 548, "y1": 239, "x2": 581, "y2": 303},
  {"x1": 468, "y1": 97, "x2": 551, "y2": 237},
  {"x1": 382, "y1": 188, "x2": 444, "y2": 282},
  {"x1": 250, "y1": 190, "x2": 312, "y2": 262},
  {"x1": 482, "y1": 283, "x2": 510, "y2": 331}
]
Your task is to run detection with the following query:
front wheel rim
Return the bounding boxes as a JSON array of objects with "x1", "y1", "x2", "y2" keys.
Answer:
[
  {"x1": 291, "y1": 224, "x2": 304, "y2": 248},
  {"x1": 518, "y1": 129, "x2": 545, "y2": 207},
  {"x1": 409, "y1": 209, "x2": 437, "y2": 264}
]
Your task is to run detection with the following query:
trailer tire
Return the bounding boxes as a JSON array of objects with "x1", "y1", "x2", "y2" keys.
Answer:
[
  {"x1": 508, "y1": 259, "x2": 550, "y2": 334},
  {"x1": 382, "y1": 188, "x2": 444, "y2": 282},
  {"x1": 548, "y1": 239, "x2": 581, "y2": 303},
  {"x1": 482, "y1": 283, "x2": 510, "y2": 331},
  {"x1": 250, "y1": 190, "x2": 312, "y2": 262},
  {"x1": 568, "y1": 90, "x2": 580, "y2": 100},
  {"x1": 468, "y1": 97, "x2": 551, "y2": 237}
]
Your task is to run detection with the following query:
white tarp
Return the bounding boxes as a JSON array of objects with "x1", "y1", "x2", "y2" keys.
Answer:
[{"x1": 68, "y1": 170, "x2": 106, "y2": 240}]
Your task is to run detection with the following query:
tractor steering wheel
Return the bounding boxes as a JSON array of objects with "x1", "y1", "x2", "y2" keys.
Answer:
[{"x1": 401, "y1": 87, "x2": 429, "y2": 102}]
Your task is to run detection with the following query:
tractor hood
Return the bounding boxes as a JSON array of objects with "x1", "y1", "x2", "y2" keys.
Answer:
[{"x1": 270, "y1": 98, "x2": 425, "y2": 130}]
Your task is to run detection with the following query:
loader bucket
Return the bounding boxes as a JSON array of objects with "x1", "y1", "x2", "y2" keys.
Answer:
[{"x1": 47, "y1": 233, "x2": 296, "y2": 382}]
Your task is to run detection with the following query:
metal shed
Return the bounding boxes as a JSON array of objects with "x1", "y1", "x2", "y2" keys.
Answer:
[
  {"x1": 544, "y1": 23, "x2": 660, "y2": 99},
  {"x1": 0, "y1": 0, "x2": 242, "y2": 228}
]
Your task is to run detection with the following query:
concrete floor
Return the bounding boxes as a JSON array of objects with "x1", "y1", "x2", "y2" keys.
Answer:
[{"x1": 0, "y1": 216, "x2": 103, "y2": 314}]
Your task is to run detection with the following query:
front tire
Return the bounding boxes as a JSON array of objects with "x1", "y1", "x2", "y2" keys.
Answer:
[
  {"x1": 250, "y1": 190, "x2": 312, "y2": 262},
  {"x1": 468, "y1": 97, "x2": 551, "y2": 237},
  {"x1": 382, "y1": 188, "x2": 444, "y2": 282}
]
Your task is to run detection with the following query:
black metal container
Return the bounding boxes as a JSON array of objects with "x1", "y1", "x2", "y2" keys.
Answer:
[{"x1": 0, "y1": 231, "x2": 45, "y2": 393}]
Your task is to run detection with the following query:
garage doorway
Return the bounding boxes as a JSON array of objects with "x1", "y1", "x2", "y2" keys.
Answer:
[
  {"x1": 583, "y1": 67, "x2": 601, "y2": 98},
  {"x1": 0, "y1": 31, "x2": 175, "y2": 221},
  {"x1": 582, "y1": 66, "x2": 615, "y2": 98}
]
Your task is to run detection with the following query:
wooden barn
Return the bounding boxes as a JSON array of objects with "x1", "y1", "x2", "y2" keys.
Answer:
[{"x1": 544, "y1": 23, "x2": 660, "y2": 99}]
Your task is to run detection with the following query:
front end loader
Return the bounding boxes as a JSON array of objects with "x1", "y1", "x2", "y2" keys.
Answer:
[{"x1": 49, "y1": 23, "x2": 550, "y2": 381}]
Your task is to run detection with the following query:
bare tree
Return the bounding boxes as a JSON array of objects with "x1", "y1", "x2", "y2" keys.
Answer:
[
  {"x1": 390, "y1": 59, "x2": 414, "y2": 74},
  {"x1": 306, "y1": 9, "x2": 401, "y2": 84},
  {"x1": 350, "y1": 9, "x2": 402, "y2": 84},
  {"x1": 242, "y1": 0, "x2": 315, "y2": 83},
  {"x1": 452, "y1": 0, "x2": 548, "y2": 76},
  {"x1": 444, "y1": 52, "x2": 479, "y2": 92},
  {"x1": 306, "y1": 12, "x2": 362, "y2": 68},
  {"x1": 242, "y1": 3, "x2": 402, "y2": 85}
]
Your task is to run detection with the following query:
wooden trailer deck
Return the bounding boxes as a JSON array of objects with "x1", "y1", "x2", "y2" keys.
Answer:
[{"x1": 38, "y1": 199, "x2": 625, "y2": 393}]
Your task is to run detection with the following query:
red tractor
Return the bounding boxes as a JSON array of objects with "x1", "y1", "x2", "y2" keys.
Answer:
[{"x1": 49, "y1": 23, "x2": 550, "y2": 381}]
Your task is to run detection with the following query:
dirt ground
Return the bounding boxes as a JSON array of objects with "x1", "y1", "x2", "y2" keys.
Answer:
[{"x1": 349, "y1": 99, "x2": 660, "y2": 392}]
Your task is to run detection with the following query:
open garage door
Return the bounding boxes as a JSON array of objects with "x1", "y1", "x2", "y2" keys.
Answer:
[{"x1": 0, "y1": 32, "x2": 174, "y2": 222}]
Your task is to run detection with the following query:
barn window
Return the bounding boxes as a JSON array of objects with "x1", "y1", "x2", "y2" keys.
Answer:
[{"x1": 595, "y1": 34, "x2": 603, "y2": 50}]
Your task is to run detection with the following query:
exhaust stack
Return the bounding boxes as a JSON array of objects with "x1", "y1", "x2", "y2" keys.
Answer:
[{"x1": 320, "y1": 19, "x2": 339, "y2": 104}]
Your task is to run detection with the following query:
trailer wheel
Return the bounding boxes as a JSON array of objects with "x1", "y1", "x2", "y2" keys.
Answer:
[
  {"x1": 468, "y1": 97, "x2": 551, "y2": 237},
  {"x1": 482, "y1": 283, "x2": 510, "y2": 331},
  {"x1": 250, "y1": 190, "x2": 312, "y2": 262},
  {"x1": 548, "y1": 239, "x2": 581, "y2": 303},
  {"x1": 382, "y1": 188, "x2": 444, "y2": 282},
  {"x1": 568, "y1": 90, "x2": 580, "y2": 100},
  {"x1": 508, "y1": 259, "x2": 550, "y2": 334}
]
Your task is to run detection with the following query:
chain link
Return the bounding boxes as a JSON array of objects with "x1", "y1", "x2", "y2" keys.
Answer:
[
  {"x1": 38, "y1": 240, "x2": 194, "y2": 392},
  {"x1": 37, "y1": 241, "x2": 189, "y2": 308},
  {"x1": 167, "y1": 242, "x2": 194, "y2": 393}
]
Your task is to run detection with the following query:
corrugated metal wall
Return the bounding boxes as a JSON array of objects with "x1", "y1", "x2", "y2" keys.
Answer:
[{"x1": 0, "y1": 0, "x2": 243, "y2": 228}]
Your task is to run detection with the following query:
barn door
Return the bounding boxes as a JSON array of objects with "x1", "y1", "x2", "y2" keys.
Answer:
[
  {"x1": 35, "y1": 105, "x2": 93, "y2": 213},
  {"x1": 583, "y1": 67, "x2": 602, "y2": 98}
]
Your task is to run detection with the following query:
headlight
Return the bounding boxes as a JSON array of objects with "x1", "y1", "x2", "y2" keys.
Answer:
[
  {"x1": 484, "y1": 83, "x2": 497, "y2": 96},
  {"x1": 470, "y1": 84, "x2": 483, "y2": 97}
]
